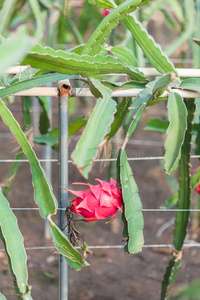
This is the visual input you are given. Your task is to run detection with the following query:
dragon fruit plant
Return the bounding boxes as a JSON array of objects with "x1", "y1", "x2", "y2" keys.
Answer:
[{"x1": 0, "y1": 0, "x2": 200, "y2": 299}]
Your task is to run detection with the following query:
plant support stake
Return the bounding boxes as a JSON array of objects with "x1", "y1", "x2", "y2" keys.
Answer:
[
  {"x1": 58, "y1": 80, "x2": 71, "y2": 300},
  {"x1": 6, "y1": 86, "x2": 199, "y2": 99}
]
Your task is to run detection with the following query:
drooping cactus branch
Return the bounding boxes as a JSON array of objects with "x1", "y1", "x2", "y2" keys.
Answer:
[
  {"x1": 161, "y1": 98, "x2": 196, "y2": 300},
  {"x1": 174, "y1": 98, "x2": 196, "y2": 251}
]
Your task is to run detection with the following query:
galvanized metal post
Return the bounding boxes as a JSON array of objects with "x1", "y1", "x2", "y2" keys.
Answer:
[{"x1": 58, "y1": 80, "x2": 71, "y2": 300}]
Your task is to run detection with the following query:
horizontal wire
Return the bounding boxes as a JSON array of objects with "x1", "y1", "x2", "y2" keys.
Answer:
[
  {"x1": 1, "y1": 86, "x2": 196, "y2": 98},
  {"x1": 0, "y1": 159, "x2": 59, "y2": 163},
  {"x1": 143, "y1": 209, "x2": 200, "y2": 212},
  {"x1": 1, "y1": 243, "x2": 200, "y2": 252},
  {"x1": 0, "y1": 86, "x2": 199, "y2": 98},
  {"x1": 10, "y1": 208, "x2": 200, "y2": 212},
  {"x1": 0, "y1": 155, "x2": 200, "y2": 163},
  {"x1": 93, "y1": 155, "x2": 200, "y2": 162},
  {"x1": 73, "y1": 87, "x2": 200, "y2": 98},
  {"x1": 76, "y1": 244, "x2": 200, "y2": 249}
]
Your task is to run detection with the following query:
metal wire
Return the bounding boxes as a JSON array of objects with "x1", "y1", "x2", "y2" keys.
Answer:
[
  {"x1": 0, "y1": 243, "x2": 200, "y2": 252},
  {"x1": 0, "y1": 154, "x2": 200, "y2": 163},
  {"x1": 72, "y1": 87, "x2": 200, "y2": 99},
  {"x1": 0, "y1": 159, "x2": 58, "y2": 162},
  {"x1": 142, "y1": 209, "x2": 200, "y2": 212},
  {"x1": 1, "y1": 70, "x2": 200, "y2": 300},
  {"x1": 2, "y1": 86, "x2": 199, "y2": 98},
  {"x1": 76, "y1": 244, "x2": 200, "y2": 249},
  {"x1": 9, "y1": 207, "x2": 200, "y2": 212}
]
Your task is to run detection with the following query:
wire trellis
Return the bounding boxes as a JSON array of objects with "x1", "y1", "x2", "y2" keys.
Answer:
[
  {"x1": 1, "y1": 68, "x2": 200, "y2": 300},
  {"x1": 0, "y1": 243, "x2": 200, "y2": 253},
  {"x1": 1, "y1": 154, "x2": 200, "y2": 163},
  {"x1": 8, "y1": 207, "x2": 200, "y2": 212}
]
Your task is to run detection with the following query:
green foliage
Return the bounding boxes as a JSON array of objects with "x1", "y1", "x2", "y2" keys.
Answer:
[
  {"x1": 165, "y1": 193, "x2": 178, "y2": 209},
  {"x1": 22, "y1": 44, "x2": 147, "y2": 81},
  {"x1": 49, "y1": 219, "x2": 86, "y2": 271},
  {"x1": 34, "y1": 116, "x2": 87, "y2": 147},
  {"x1": 68, "y1": 116, "x2": 88, "y2": 136},
  {"x1": 39, "y1": 0, "x2": 54, "y2": 9},
  {"x1": 0, "y1": 0, "x2": 200, "y2": 289},
  {"x1": 161, "y1": 8, "x2": 180, "y2": 31},
  {"x1": 120, "y1": 149, "x2": 144, "y2": 253},
  {"x1": 165, "y1": 0, "x2": 195, "y2": 57},
  {"x1": 67, "y1": 17, "x2": 85, "y2": 45},
  {"x1": 8, "y1": 67, "x2": 39, "y2": 85},
  {"x1": 161, "y1": 253, "x2": 182, "y2": 300},
  {"x1": 0, "y1": 0, "x2": 19, "y2": 34},
  {"x1": 123, "y1": 16, "x2": 177, "y2": 74},
  {"x1": 193, "y1": 38, "x2": 200, "y2": 46},
  {"x1": 106, "y1": 97, "x2": 132, "y2": 140},
  {"x1": 180, "y1": 78, "x2": 200, "y2": 92},
  {"x1": 28, "y1": 0, "x2": 44, "y2": 40},
  {"x1": 174, "y1": 278, "x2": 200, "y2": 299},
  {"x1": 161, "y1": 96, "x2": 193, "y2": 298},
  {"x1": 0, "y1": 73, "x2": 75, "y2": 99},
  {"x1": 0, "y1": 99, "x2": 57, "y2": 218},
  {"x1": 34, "y1": 134, "x2": 58, "y2": 147},
  {"x1": 71, "y1": 79, "x2": 116, "y2": 178},
  {"x1": 0, "y1": 99, "x2": 85, "y2": 271},
  {"x1": 174, "y1": 99, "x2": 196, "y2": 251},
  {"x1": 88, "y1": 0, "x2": 115, "y2": 9},
  {"x1": 141, "y1": 0, "x2": 166, "y2": 21},
  {"x1": 124, "y1": 84, "x2": 152, "y2": 133},
  {"x1": 38, "y1": 96, "x2": 50, "y2": 134},
  {"x1": 0, "y1": 292, "x2": 7, "y2": 300},
  {"x1": 125, "y1": 73, "x2": 174, "y2": 135},
  {"x1": 0, "y1": 226, "x2": 22, "y2": 299},
  {"x1": 168, "y1": 0, "x2": 184, "y2": 24},
  {"x1": 125, "y1": 101, "x2": 146, "y2": 140},
  {"x1": 0, "y1": 26, "x2": 32, "y2": 74},
  {"x1": 102, "y1": 80, "x2": 146, "y2": 90},
  {"x1": 151, "y1": 73, "x2": 175, "y2": 99},
  {"x1": 0, "y1": 188, "x2": 32, "y2": 299},
  {"x1": 82, "y1": 0, "x2": 148, "y2": 56},
  {"x1": 78, "y1": 1, "x2": 104, "y2": 40},
  {"x1": 2, "y1": 151, "x2": 24, "y2": 198},
  {"x1": 191, "y1": 164, "x2": 200, "y2": 190},
  {"x1": 164, "y1": 92, "x2": 187, "y2": 175},
  {"x1": 3, "y1": 96, "x2": 31, "y2": 197},
  {"x1": 110, "y1": 45, "x2": 138, "y2": 67},
  {"x1": 145, "y1": 118, "x2": 169, "y2": 133},
  {"x1": 195, "y1": 122, "x2": 200, "y2": 155}
]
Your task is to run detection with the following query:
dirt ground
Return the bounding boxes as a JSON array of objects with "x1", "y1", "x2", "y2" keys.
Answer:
[{"x1": 0, "y1": 93, "x2": 200, "y2": 300}]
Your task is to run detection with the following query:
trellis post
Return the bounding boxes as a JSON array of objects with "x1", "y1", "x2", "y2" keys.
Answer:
[{"x1": 58, "y1": 80, "x2": 71, "y2": 300}]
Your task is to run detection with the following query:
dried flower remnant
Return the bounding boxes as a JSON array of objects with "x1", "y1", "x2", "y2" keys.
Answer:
[{"x1": 68, "y1": 178, "x2": 123, "y2": 222}]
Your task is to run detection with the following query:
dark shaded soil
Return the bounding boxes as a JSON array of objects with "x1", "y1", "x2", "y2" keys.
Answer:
[{"x1": 0, "y1": 94, "x2": 200, "y2": 300}]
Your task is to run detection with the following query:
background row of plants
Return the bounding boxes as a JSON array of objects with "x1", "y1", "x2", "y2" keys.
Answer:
[{"x1": 0, "y1": 0, "x2": 200, "y2": 299}]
